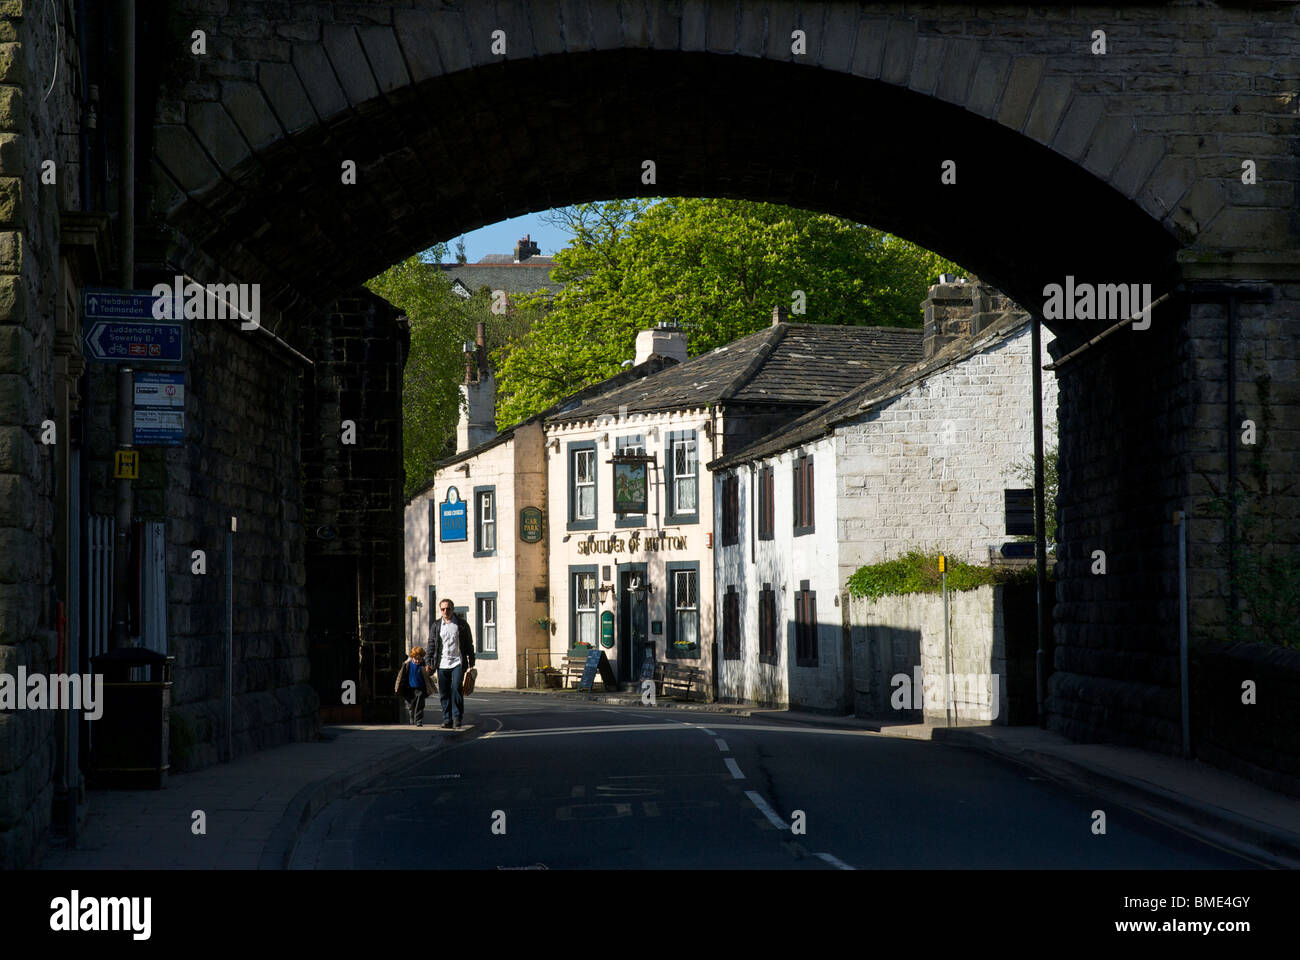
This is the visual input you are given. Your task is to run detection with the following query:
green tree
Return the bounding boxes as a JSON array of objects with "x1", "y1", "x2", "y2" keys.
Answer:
[
  {"x1": 495, "y1": 198, "x2": 961, "y2": 425},
  {"x1": 366, "y1": 249, "x2": 537, "y2": 498}
]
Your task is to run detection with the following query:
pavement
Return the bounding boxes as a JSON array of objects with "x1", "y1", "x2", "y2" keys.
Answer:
[{"x1": 35, "y1": 686, "x2": 1300, "y2": 869}]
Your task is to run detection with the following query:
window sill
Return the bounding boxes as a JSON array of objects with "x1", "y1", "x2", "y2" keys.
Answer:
[{"x1": 567, "y1": 518, "x2": 598, "y2": 532}]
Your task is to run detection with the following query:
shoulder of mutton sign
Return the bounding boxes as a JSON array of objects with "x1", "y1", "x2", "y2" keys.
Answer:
[{"x1": 440, "y1": 486, "x2": 467, "y2": 542}]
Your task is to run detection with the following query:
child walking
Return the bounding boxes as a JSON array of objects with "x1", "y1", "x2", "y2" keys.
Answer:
[{"x1": 394, "y1": 646, "x2": 435, "y2": 726}]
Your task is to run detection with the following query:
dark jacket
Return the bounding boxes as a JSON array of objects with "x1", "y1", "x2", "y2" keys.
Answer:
[
  {"x1": 394, "y1": 657, "x2": 436, "y2": 697},
  {"x1": 432, "y1": 614, "x2": 476, "y2": 670}
]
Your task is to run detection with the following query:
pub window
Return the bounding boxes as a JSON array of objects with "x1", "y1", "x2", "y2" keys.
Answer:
[
  {"x1": 793, "y1": 454, "x2": 815, "y2": 535},
  {"x1": 758, "y1": 584, "x2": 778, "y2": 665},
  {"x1": 666, "y1": 431, "x2": 698, "y2": 524},
  {"x1": 668, "y1": 564, "x2": 699, "y2": 656},
  {"x1": 795, "y1": 579, "x2": 818, "y2": 666},
  {"x1": 568, "y1": 442, "x2": 597, "y2": 530},
  {"x1": 476, "y1": 594, "x2": 498, "y2": 658},
  {"x1": 721, "y1": 473, "x2": 739, "y2": 546},
  {"x1": 722, "y1": 585, "x2": 740, "y2": 660},
  {"x1": 757, "y1": 465, "x2": 774, "y2": 541},
  {"x1": 427, "y1": 500, "x2": 436, "y2": 561},
  {"x1": 573, "y1": 569, "x2": 598, "y2": 650},
  {"x1": 474, "y1": 486, "x2": 496, "y2": 556}
]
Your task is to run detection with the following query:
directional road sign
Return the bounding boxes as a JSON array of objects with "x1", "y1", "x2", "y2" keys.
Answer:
[{"x1": 83, "y1": 288, "x2": 187, "y2": 364}]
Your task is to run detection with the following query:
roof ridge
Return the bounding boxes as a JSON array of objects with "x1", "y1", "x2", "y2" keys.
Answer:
[
  {"x1": 709, "y1": 311, "x2": 1034, "y2": 469},
  {"x1": 719, "y1": 323, "x2": 788, "y2": 402}
]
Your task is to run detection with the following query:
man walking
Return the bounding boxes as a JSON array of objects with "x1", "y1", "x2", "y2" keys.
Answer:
[{"x1": 434, "y1": 598, "x2": 476, "y2": 729}]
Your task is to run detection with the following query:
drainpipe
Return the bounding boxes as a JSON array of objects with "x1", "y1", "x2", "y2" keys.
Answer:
[
  {"x1": 111, "y1": 0, "x2": 135, "y2": 650},
  {"x1": 1175, "y1": 510, "x2": 1190, "y2": 757},
  {"x1": 1226, "y1": 295, "x2": 1237, "y2": 625},
  {"x1": 1032, "y1": 315, "x2": 1049, "y2": 727},
  {"x1": 77, "y1": 0, "x2": 90, "y2": 211}
]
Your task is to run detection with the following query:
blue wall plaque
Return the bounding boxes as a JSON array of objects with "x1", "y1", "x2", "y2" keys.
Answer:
[{"x1": 440, "y1": 486, "x2": 467, "y2": 542}]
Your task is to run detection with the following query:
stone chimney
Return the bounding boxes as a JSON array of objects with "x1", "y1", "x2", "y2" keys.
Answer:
[
  {"x1": 634, "y1": 322, "x2": 688, "y2": 365},
  {"x1": 922, "y1": 277, "x2": 1021, "y2": 358},
  {"x1": 771, "y1": 304, "x2": 788, "y2": 326},
  {"x1": 513, "y1": 234, "x2": 541, "y2": 262},
  {"x1": 457, "y1": 321, "x2": 496, "y2": 452}
]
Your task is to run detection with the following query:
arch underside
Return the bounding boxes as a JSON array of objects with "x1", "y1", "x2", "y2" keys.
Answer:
[{"x1": 153, "y1": 50, "x2": 1181, "y2": 348}]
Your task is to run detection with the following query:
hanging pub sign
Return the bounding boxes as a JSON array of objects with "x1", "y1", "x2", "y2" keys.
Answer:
[
  {"x1": 519, "y1": 506, "x2": 543, "y2": 543},
  {"x1": 612, "y1": 454, "x2": 650, "y2": 516},
  {"x1": 440, "y1": 486, "x2": 467, "y2": 542}
]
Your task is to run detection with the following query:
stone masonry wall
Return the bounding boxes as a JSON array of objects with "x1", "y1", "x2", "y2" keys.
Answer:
[
  {"x1": 1047, "y1": 287, "x2": 1300, "y2": 756},
  {"x1": 848, "y1": 584, "x2": 1039, "y2": 725},
  {"x1": 835, "y1": 319, "x2": 1058, "y2": 585},
  {"x1": 0, "y1": 0, "x2": 84, "y2": 868},
  {"x1": 146, "y1": 309, "x2": 317, "y2": 771},
  {"x1": 301, "y1": 289, "x2": 407, "y2": 719}
]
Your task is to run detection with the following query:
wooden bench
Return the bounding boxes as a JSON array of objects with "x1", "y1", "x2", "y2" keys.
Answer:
[
  {"x1": 655, "y1": 662, "x2": 708, "y2": 699},
  {"x1": 562, "y1": 655, "x2": 590, "y2": 689}
]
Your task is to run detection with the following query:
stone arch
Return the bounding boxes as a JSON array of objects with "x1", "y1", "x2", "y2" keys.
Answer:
[{"x1": 146, "y1": 2, "x2": 1300, "y2": 332}]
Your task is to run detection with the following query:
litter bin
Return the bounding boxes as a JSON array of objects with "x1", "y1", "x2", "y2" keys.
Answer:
[{"x1": 89, "y1": 647, "x2": 173, "y2": 789}]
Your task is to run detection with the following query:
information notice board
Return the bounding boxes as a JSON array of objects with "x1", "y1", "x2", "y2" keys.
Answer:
[{"x1": 578, "y1": 649, "x2": 618, "y2": 692}]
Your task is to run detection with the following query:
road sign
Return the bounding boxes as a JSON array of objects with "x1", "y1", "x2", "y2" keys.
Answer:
[
  {"x1": 133, "y1": 372, "x2": 185, "y2": 445},
  {"x1": 133, "y1": 371, "x2": 184, "y2": 407},
  {"x1": 134, "y1": 410, "x2": 184, "y2": 446},
  {"x1": 84, "y1": 288, "x2": 186, "y2": 364},
  {"x1": 114, "y1": 450, "x2": 139, "y2": 479}
]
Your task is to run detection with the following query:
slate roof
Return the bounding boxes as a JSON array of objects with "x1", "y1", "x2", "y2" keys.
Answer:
[
  {"x1": 432, "y1": 259, "x2": 559, "y2": 297},
  {"x1": 709, "y1": 310, "x2": 1034, "y2": 469},
  {"x1": 545, "y1": 322, "x2": 923, "y2": 425},
  {"x1": 404, "y1": 354, "x2": 679, "y2": 503}
]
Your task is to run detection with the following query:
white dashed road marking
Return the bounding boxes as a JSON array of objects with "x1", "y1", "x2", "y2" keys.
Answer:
[
  {"x1": 815, "y1": 852, "x2": 855, "y2": 870},
  {"x1": 714, "y1": 738, "x2": 729, "y2": 752},
  {"x1": 744, "y1": 790, "x2": 786, "y2": 830},
  {"x1": 724, "y1": 758, "x2": 745, "y2": 779}
]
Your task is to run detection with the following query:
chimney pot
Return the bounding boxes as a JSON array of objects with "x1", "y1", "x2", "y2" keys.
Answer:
[{"x1": 772, "y1": 305, "x2": 788, "y2": 326}]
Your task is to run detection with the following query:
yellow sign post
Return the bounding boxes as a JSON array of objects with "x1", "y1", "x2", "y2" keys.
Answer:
[{"x1": 114, "y1": 450, "x2": 139, "y2": 479}]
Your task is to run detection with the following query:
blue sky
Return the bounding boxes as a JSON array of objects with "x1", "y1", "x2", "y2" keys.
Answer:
[{"x1": 431, "y1": 209, "x2": 572, "y2": 263}]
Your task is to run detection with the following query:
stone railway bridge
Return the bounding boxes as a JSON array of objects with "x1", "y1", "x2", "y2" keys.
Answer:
[{"x1": 0, "y1": 1, "x2": 1296, "y2": 864}]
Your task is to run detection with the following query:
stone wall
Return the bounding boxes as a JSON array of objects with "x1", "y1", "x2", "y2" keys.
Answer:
[
  {"x1": 136, "y1": 308, "x2": 317, "y2": 771},
  {"x1": 849, "y1": 584, "x2": 1040, "y2": 725},
  {"x1": 1192, "y1": 642, "x2": 1300, "y2": 800},
  {"x1": 835, "y1": 315, "x2": 1058, "y2": 585},
  {"x1": 0, "y1": 0, "x2": 85, "y2": 868},
  {"x1": 1048, "y1": 286, "x2": 1300, "y2": 755},
  {"x1": 301, "y1": 289, "x2": 407, "y2": 721}
]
